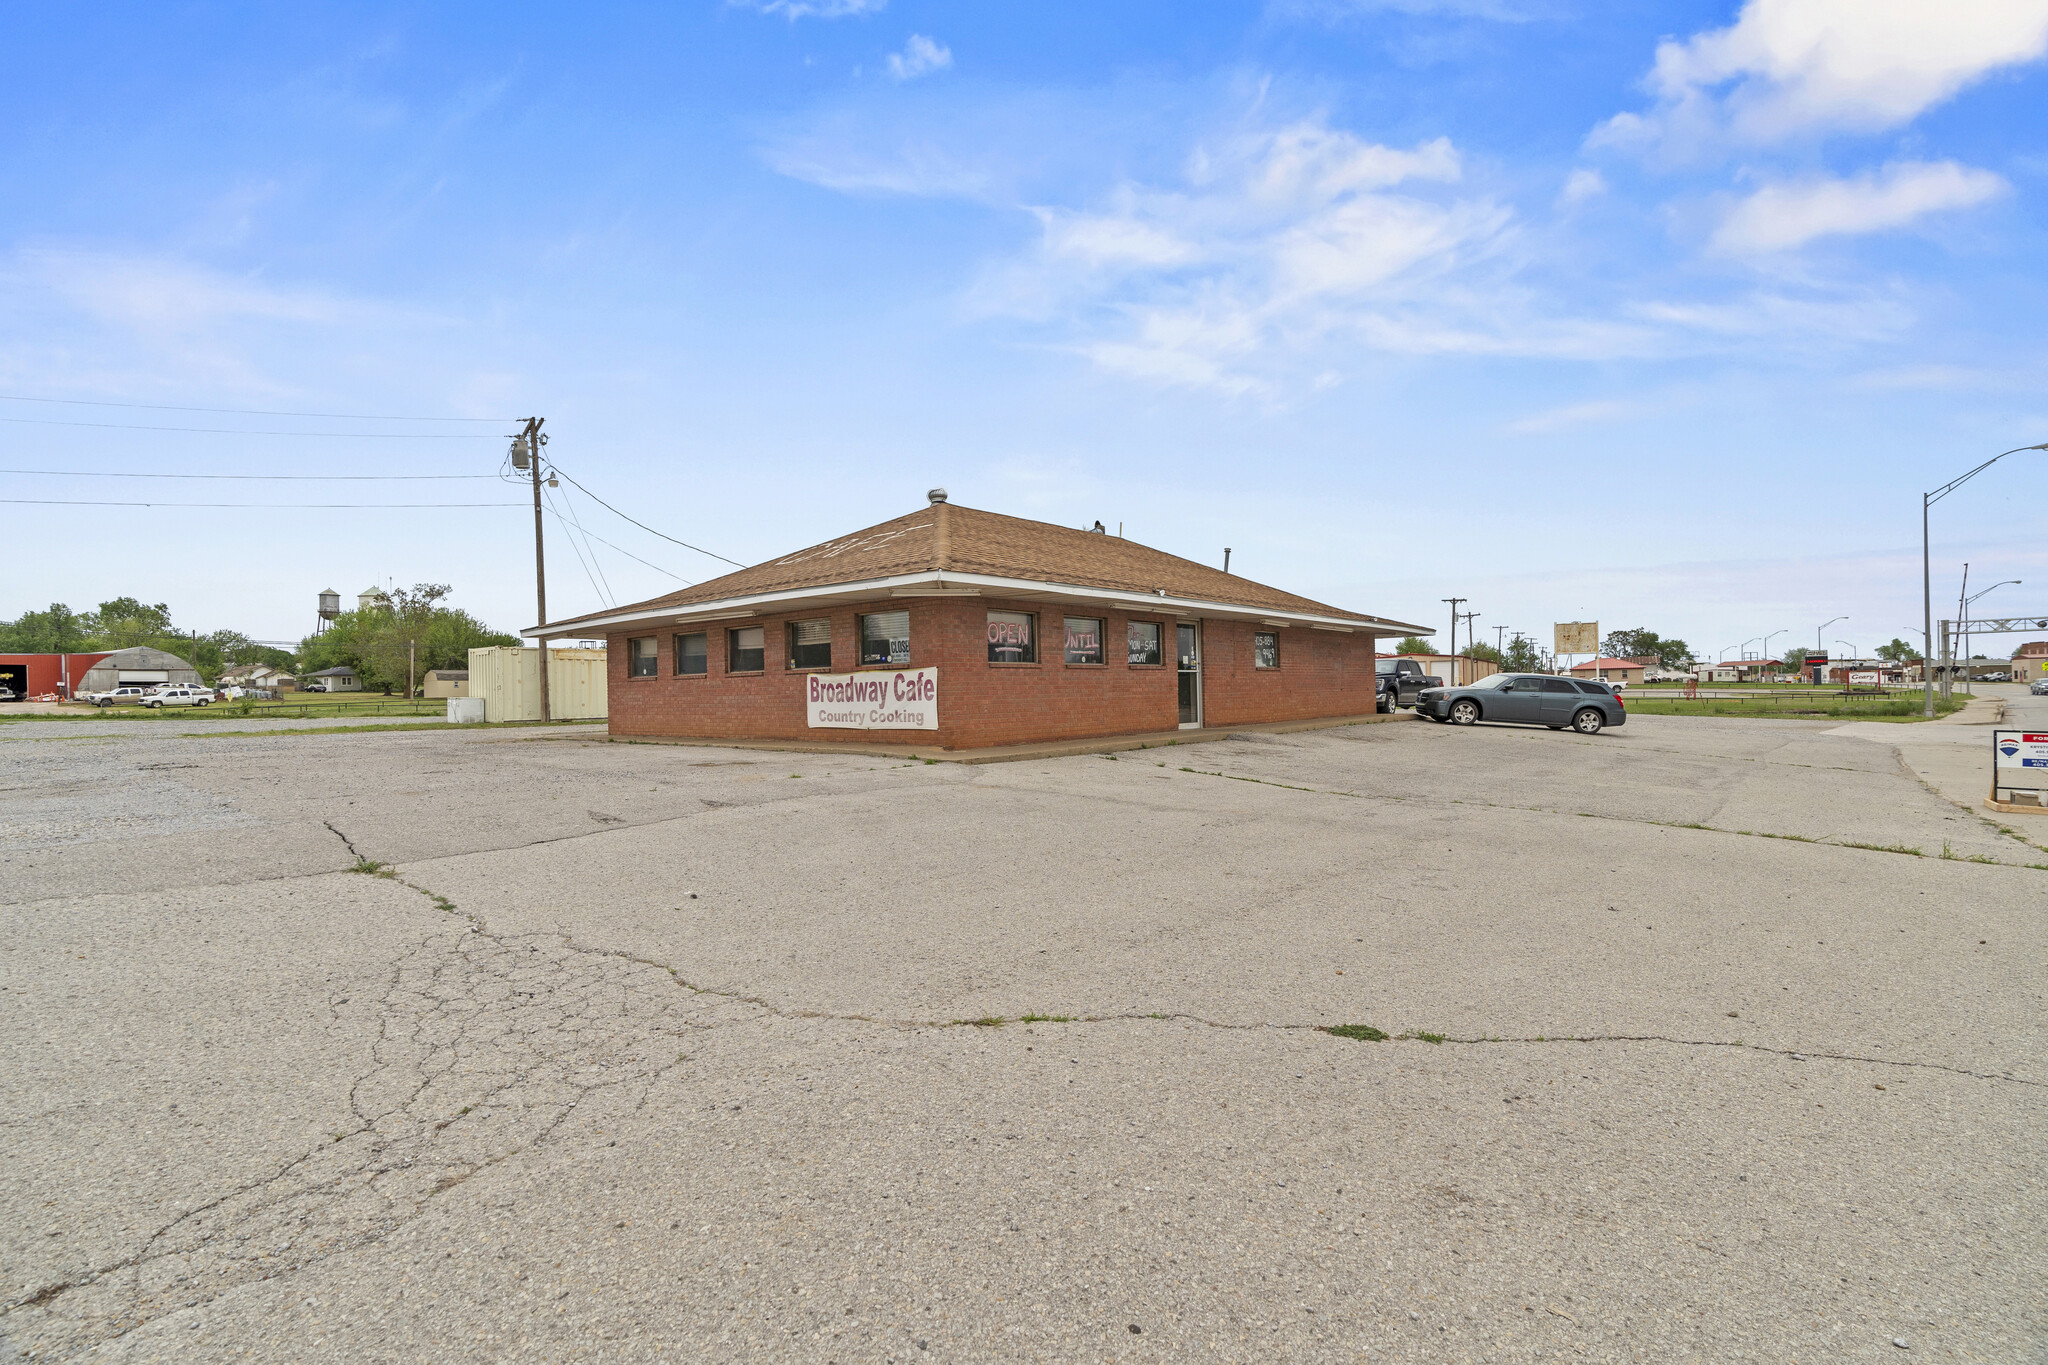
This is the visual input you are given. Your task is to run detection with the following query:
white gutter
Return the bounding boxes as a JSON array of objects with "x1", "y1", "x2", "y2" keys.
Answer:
[{"x1": 526, "y1": 570, "x2": 1432, "y2": 639}]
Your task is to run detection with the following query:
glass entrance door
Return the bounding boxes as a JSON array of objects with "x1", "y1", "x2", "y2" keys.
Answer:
[{"x1": 1177, "y1": 623, "x2": 1202, "y2": 728}]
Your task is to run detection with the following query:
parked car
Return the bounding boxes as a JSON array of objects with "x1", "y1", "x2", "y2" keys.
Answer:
[
  {"x1": 1376, "y1": 658, "x2": 1444, "y2": 712},
  {"x1": 1416, "y1": 673, "x2": 1626, "y2": 735},
  {"x1": 87, "y1": 685, "x2": 156, "y2": 707},
  {"x1": 2031, "y1": 678, "x2": 2048, "y2": 696},
  {"x1": 0, "y1": 685, "x2": 16, "y2": 702},
  {"x1": 141, "y1": 685, "x2": 214, "y2": 709}
]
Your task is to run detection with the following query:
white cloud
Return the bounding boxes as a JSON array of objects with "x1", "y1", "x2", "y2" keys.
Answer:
[
  {"x1": 1710, "y1": 160, "x2": 2008, "y2": 253},
  {"x1": 1505, "y1": 398, "x2": 1639, "y2": 434},
  {"x1": 886, "y1": 34, "x2": 952, "y2": 81},
  {"x1": 733, "y1": 0, "x2": 884, "y2": 18},
  {"x1": 1593, "y1": 0, "x2": 2048, "y2": 157},
  {"x1": 966, "y1": 122, "x2": 1527, "y2": 388},
  {"x1": 1557, "y1": 167, "x2": 1605, "y2": 207}
]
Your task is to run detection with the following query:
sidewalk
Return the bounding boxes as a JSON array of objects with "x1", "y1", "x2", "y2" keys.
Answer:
[
  {"x1": 603, "y1": 709, "x2": 1416, "y2": 764},
  {"x1": 1829, "y1": 689, "x2": 2044, "y2": 821}
]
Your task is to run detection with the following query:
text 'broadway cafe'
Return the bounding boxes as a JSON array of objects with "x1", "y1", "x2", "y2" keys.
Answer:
[{"x1": 529, "y1": 491, "x2": 1429, "y2": 751}]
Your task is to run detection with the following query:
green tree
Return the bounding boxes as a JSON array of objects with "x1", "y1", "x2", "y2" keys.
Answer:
[
  {"x1": 1601, "y1": 628, "x2": 1692, "y2": 668},
  {"x1": 1501, "y1": 636, "x2": 1543, "y2": 673},
  {"x1": 93, "y1": 597, "x2": 176, "y2": 647},
  {"x1": 1781, "y1": 647, "x2": 1810, "y2": 671},
  {"x1": 1463, "y1": 641, "x2": 1503, "y2": 665},
  {"x1": 1393, "y1": 635, "x2": 1434, "y2": 655},
  {"x1": 296, "y1": 584, "x2": 516, "y2": 693},
  {"x1": 1876, "y1": 637, "x2": 1917, "y2": 663},
  {"x1": 0, "y1": 603, "x2": 95, "y2": 652}
]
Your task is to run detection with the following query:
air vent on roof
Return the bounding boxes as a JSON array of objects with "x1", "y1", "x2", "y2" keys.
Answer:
[{"x1": 928, "y1": 487, "x2": 948, "y2": 504}]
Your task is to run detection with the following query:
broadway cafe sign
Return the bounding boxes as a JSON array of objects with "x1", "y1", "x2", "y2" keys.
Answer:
[{"x1": 805, "y1": 667, "x2": 938, "y2": 730}]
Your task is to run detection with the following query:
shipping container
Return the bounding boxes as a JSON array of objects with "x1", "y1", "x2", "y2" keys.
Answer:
[{"x1": 468, "y1": 646, "x2": 607, "y2": 721}]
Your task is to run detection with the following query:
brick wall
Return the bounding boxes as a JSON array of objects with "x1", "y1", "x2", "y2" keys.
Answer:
[{"x1": 606, "y1": 597, "x2": 1379, "y2": 749}]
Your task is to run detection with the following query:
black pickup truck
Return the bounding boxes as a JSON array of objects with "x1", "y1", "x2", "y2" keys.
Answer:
[{"x1": 1376, "y1": 658, "x2": 1444, "y2": 712}]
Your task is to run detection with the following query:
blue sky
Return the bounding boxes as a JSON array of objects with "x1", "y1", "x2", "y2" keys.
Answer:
[{"x1": 3, "y1": 1, "x2": 2045, "y2": 659}]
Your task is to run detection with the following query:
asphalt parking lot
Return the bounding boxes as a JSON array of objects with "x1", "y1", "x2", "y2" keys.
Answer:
[{"x1": 3, "y1": 703, "x2": 2044, "y2": 1363}]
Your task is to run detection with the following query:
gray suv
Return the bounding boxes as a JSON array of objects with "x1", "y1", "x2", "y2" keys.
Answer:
[{"x1": 1417, "y1": 673, "x2": 1626, "y2": 734}]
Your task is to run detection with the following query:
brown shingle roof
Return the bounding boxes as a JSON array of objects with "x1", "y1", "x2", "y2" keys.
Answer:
[{"x1": 539, "y1": 501, "x2": 1415, "y2": 633}]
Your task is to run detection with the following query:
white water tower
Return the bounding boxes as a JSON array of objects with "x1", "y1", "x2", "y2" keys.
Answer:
[{"x1": 316, "y1": 588, "x2": 340, "y2": 634}]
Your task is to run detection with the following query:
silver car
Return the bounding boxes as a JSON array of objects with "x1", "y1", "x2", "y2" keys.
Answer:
[{"x1": 1416, "y1": 673, "x2": 1627, "y2": 735}]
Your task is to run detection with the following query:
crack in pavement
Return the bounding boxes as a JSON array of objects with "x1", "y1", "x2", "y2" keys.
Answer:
[
  {"x1": 3, "y1": 868, "x2": 766, "y2": 1359},
  {"x1": 12, "y1": 803, "x2": 2038, "y2": 1356}
]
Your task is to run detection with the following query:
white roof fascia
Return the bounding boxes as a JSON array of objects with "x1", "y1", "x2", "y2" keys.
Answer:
[{"x1": 525, "y1": 569, "x2": 1428, "y2": 638}]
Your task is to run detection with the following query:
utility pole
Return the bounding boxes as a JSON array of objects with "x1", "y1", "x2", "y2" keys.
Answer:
[
  {"x1": 512, "y1": 418, "x2": 551, "y2": 722},
  {"x1": 1495, "y1": 625, "x2": 1510, "y2": 655},
  {"x1": 1458, "y1": 612, "x2": 1480, "y2": 683},
  {"x1": 1442, "y1": 597, "x2": 1465, "y2": 674}
]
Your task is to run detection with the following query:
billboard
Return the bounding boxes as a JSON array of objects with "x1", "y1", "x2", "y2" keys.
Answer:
[{"x1": 1554, "y1": 622, "x2": 1599, "y2": 655}]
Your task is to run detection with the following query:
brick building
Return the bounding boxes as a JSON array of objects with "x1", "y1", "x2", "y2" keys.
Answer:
[{"x1": 530, "y1": 493, "x2": 1429, "y2": 750}]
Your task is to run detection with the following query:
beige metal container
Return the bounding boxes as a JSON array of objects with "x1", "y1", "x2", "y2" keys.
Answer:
[{"x1": 468, "y1": 646, "x2": 607, "y2": 721}]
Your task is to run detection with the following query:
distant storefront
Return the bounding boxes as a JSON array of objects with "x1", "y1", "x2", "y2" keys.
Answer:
[{"x1": 528, "y1": 493, "x2": 1430, "y2": 750}]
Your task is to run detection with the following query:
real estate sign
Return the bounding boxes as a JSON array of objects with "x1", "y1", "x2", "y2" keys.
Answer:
[
  {"x1": 806, "y1": 668, "x2": 939, "y2": 730},
  {"x1": 1993, "y1": 730, "x2": 2048, "y2": 793}
]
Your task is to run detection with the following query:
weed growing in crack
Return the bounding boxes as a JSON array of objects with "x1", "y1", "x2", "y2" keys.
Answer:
[
  {"x1": 1834, "y1": 840, "x2": 1925, "y2": 857},
  {"x1": 348, "y1": 857, "x2": 394, "y2": 877},
  {"x1": 1409, "y1": 1031, "x2": 1448, "y2": 1045},
  {"x1": 1019, "y1": 1013, "x2": 1074, "y2": 1023},
  {"x1": 1321, "y1": 1024, "x2": 1388, "y2": 1042},
  {"x1": 954, "y1": 1016, "x2": 1004, "y2": 1028},
  {"x1": 1939, "y1": 842, "x2": 2001, "y2": 864}
]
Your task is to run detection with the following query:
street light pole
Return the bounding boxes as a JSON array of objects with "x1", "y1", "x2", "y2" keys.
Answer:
[
  {"x1": 1815, "y1": 615, "x2": 1846, "y2": 684},
  {"x1": 1959, "y1": 579, "x2": 2022, "y2": 697},
  {"x1": 1442, "y1": 598, "x2": 1465, "y2": 675},
  {"x1": 1923, "y1": 442, "x2": 2046, "y2": 715},
  {"x1": 1762, "y1": 630, "x2": 1785, "y2": 677}
]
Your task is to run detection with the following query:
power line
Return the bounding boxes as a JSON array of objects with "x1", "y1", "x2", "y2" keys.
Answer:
[
  {"x1": 541, "y1": 505, "x2": 691, "y2": 582},
  {"x1": 0, "y1": 393, "x2": 514, "y2": 422},
  {"x1": 0, "y1": 416, "x2": 503, "y2": 437},
  {"x1": 0, "y1": 498, "x2": 524, "y2": 508},
  {"x1": 550, "y1": 468, "x2": 746, "y2": 568},
  {"x1": 0, "y1": 468, "x2": 497, "y2": 480},
  {"x1": 544, "y1": 484, "x2": 614, "y2": 608}
]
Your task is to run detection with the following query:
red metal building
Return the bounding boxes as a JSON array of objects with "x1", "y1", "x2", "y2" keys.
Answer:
[
  {"x1": 0, "y1": 652, "x2": 112, "y2": 700},
  {"x1": 528, "y1": 495, "x2": 1429, "y2": 751}
]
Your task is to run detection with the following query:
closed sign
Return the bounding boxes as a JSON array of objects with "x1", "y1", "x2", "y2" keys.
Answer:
[{"x1": 807, "y1": 668, "x2": 938, "y2": 730}]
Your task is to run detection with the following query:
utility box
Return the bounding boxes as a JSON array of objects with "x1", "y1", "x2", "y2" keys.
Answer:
[
  {"x1": 447, "y1": 697, "x2": 486, "y2": 723},
  {"x1": 468, "y1": 646, "x2": 608, "y2": 721}
]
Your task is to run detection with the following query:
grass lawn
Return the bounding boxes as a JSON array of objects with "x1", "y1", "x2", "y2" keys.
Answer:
[{"x1": 1624, "y1": 693, "x2": 1965, "y2": 721}]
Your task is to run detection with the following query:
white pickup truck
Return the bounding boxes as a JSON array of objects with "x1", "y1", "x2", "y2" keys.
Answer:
[{"x1": 141, "y1": 685, "x2": 215, "y2": 709}]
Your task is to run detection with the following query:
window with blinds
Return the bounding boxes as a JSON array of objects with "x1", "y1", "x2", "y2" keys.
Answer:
[
  {"x1": 789, "y1": 619, "x2": 832, "y2": 670},
  {"x1": 860, "y1": 610, "x2": 911, "y2": 666},
  {"x1": 674, "y1": 632, "x2": 707, "y2": 676},
  {"x1": 628, "y1": 636, "x2": 658, "y2": 678},
  {"x1": 728, "y1": 626, "x2": 766, "y2": 673}
]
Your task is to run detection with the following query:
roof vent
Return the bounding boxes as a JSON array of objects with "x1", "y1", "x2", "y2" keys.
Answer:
[
  {"x1": 928, "y1": 487, "x2": 948, "y2": 505},
  {"x1": 1090, "y1": 520, "x2": 1106, "y2": 534}
]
